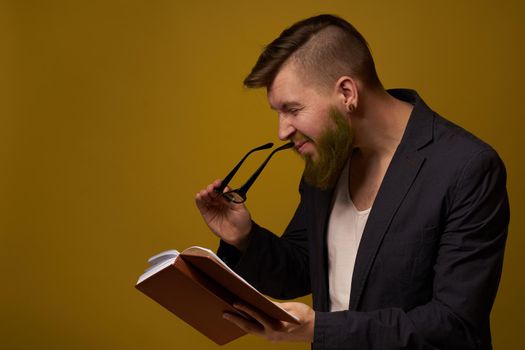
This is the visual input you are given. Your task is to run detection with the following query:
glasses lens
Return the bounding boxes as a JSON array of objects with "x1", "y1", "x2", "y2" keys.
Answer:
[{"x1": 222, "y1": 191, "x2": 245, "y2": 204}]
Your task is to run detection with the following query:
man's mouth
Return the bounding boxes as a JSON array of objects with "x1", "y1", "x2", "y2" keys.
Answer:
[{"x1": 294, "y1": 140, "x2": 310, "y2": 154}]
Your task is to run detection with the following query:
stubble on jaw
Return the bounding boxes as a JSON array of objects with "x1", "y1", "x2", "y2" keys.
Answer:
[{"x1": 299, "y1": 107, "x2": 353, "y2": 190}]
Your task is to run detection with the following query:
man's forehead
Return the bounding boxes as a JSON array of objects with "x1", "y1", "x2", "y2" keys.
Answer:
[
  {"x1": 267, "y1": 84, "x2": 303, "y2": 110},
  {"x1": 267, "y1": 67, "x2": 305, "y2": 109}
]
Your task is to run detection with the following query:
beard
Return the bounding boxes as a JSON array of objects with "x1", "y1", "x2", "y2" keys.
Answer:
[{"x1": 299, "y1": 107, "x2": 353, "y2": 190}]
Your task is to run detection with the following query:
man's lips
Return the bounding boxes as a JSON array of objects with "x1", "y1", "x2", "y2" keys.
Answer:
[{"x1": 294, "y1": 140, "x2": 309, "y2": 154}]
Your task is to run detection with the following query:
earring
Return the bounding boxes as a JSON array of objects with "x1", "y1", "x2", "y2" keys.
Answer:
[{"x1": 348, "y1": 104, "x2": 355, "y2": 113}]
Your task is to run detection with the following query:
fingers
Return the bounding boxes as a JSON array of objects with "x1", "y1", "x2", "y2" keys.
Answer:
[
  {"x1": 225, "y1": 303, "x2": 289, "y2": 343},
  {"x1": 195, "y1": 179, "x2": 224, "y2": 209},
  {"x1": 279, "y1": 301, "x2": 296, "y2": 312},
  {"x1": 223, "y1": 312, "x2": 264, "y2": 336},
  {"x1": 270, "y1": 301, "x2": 297, "y2": 315},
  {"x1": 224, "y1": 302, "x2": 314, "y2": 343},
  {"x1": 212, "y1": 179, "x2": 223, "y2": 191},
  {"x1": 232, "y1": 302, "x2": 282, "y2": 332}
]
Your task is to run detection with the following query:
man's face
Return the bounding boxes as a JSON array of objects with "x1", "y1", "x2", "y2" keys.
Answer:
[{"x1": 267, "y1": 64, "x2": 353, "y2": 189}]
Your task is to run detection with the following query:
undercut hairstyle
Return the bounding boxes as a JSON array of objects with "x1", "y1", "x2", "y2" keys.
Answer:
[{"x1": 244, "y1": 14, "x2": 382, "y2": 91}]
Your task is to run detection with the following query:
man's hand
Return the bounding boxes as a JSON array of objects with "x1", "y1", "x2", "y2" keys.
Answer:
[
  {"x1": 195, "y1": 179, "x2": 252, "y2": 251},
  {"x1": 223, "y1": 302, "x2": 315, "y2": 343}
]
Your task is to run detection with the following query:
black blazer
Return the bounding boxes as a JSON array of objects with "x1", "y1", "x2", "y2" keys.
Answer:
[{"x1": 218, "y1": 89, "x2": 509, "y2": 350}]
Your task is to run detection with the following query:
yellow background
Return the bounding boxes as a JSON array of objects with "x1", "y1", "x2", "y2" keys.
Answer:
[{"x1": 1, "y1": 1, "x2": 524, "y2": 349}]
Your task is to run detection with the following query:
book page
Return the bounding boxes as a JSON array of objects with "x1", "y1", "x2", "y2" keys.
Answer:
[{"x1": 136, "y1": 249, "x2": 180, "y2": 284}]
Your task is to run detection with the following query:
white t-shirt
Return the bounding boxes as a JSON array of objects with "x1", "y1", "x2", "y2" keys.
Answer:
[{"x1": 327, "y1": 161, "x2": 371, "y2": 311}]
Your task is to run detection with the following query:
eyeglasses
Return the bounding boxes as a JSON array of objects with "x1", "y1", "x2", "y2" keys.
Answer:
[{"x1": 215, "y1": 142, "x2": 294, "y2": 203}]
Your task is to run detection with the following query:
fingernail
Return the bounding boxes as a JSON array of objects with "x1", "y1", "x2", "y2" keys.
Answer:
[{"x1": 223, "y1": 313, "x2": 230, "y2": 320}]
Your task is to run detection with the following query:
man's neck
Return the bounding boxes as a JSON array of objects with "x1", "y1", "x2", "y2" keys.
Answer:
[{"x1": 351, "y1": 89, "x2": 413, "y2": 159}]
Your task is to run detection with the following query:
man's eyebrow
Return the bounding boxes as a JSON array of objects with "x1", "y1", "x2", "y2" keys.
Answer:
[{"x1": 270, "y1": 102, "x2": 302, "y2": 111}]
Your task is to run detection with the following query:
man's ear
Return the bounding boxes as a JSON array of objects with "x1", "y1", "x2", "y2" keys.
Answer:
[{"x1": 335, "y1": 76, "x2": 359, "y2": 113}]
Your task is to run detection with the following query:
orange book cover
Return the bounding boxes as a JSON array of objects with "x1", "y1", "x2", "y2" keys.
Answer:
[{"x1": 136, "y1": 246, "x2": 299, "y2": 345}]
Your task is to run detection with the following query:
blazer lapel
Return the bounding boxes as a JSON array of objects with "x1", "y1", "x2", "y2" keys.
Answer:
[
  {"x1": 349, "y1": 150, "x2": 425, "y2": 309},
  {"x1": 348, "y1": 89, "x2": 434, "y2": 310},
  {"x1": 310, "y1": 186, "x2": 334, "y2": 312}
]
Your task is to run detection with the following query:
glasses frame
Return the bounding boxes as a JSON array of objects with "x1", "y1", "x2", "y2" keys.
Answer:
[{"x1": 215, "y1": 142, "x2": 294, "y2": 203}]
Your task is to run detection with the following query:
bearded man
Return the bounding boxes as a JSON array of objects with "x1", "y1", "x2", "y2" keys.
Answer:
[{"x1": 195, "y1": 14, "x2": 509, "y2": 350}]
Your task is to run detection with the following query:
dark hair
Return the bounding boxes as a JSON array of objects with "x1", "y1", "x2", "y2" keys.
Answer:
[{"x1": 244, "y1": 14, "x2": 382, "y2": 90}]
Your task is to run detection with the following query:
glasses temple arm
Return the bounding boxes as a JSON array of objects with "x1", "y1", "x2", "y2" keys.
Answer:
[
  {"x1": 215, "y1": 142, "x2": 273, "y2": 193},
  {"x1": 236, "y1": 142, "x2": 294, "y2": 196}
]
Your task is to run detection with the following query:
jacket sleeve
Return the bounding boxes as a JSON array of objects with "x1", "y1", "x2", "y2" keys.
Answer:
[
  {"x1": 313, "y1": 149, "x2": 509, "y2": 350},
  {"x1": 217, "y1": 180, "x2": 311, "y2": 299}
]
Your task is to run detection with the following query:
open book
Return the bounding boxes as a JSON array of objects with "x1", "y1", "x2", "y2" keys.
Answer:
[{"x1": 136, "y1": 246, "x2": 299, "y2": 345}]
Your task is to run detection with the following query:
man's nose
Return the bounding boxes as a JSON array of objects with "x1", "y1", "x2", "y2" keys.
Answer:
[{"x1": 278, "y1": 115, "x2": 295, "y2": 141}]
